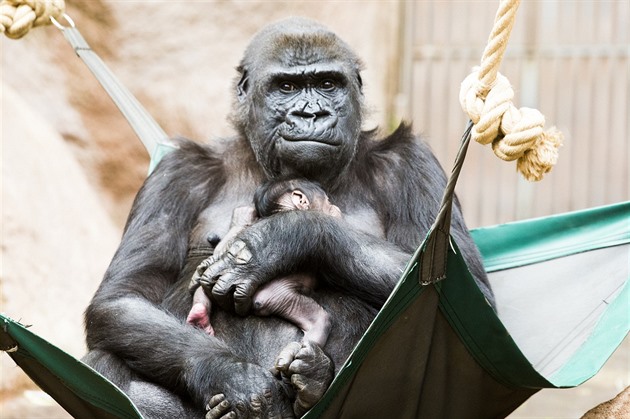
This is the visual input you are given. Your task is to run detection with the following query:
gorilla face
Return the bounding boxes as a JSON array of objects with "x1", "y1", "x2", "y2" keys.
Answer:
[
  {"x1": 232, "y1": 18, "x2": 365, "y2": 186},
  {"x1": 260, "y1": 61, "x2": 363, "y2": 180}
]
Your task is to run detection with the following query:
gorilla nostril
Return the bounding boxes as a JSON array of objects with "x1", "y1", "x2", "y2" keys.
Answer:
[
  {"x1": 314, "y1": 110, "x2": 332, "y2": 120},
  {"x1": 290, "y1": 109, "x2": 331, "y2": 121}
]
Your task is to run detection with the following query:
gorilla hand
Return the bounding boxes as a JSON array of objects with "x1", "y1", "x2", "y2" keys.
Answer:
[
  {"x1": 195, "y1": 238, "x2": 265, "y2": 315},
  {"x1": 197, "y1": 211, "x2": 338, "y2": 315},
  {"x1": 273, "y1": 341, "x2": 334, "y2": 417}
]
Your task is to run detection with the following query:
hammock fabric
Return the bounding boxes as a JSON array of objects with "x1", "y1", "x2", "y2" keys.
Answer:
[{"x1": 2, "y1": 201, "x2": 628, "y2": 418}]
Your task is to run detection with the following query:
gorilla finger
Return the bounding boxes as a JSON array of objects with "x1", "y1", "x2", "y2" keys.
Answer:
[
  {"x1": 249, "y1": 393, "x2": 265, "y2": 414},
  {"x1": 200, "y1": 258, "x2": 231, "y2": 283},
  {"x1": 287, "y1": 359, "x2": 309, "y2": 375},
  {"x1": 296, "y1": 343, "x2": 317, "y2": 359},
  {"x1": 206, "y1": 393, "x2": 226, "y2": 410},
  {"x1": 275, "y1": 341, "x2": 302, "y2": 372},
  {"x1": 188, "y1": 275, "x2": 201, "y2": 293},
  {"x1": 205, "y1": 410, "x2": 236, "y2": 419},
  {"x1": 227, "y1": 240, "x2": 253, "y2": 265},
  {"x1": 205, "y1": 394, "x2": 234, "y2": 419},
  {"x1": 193, "y1": 257, "x2": 215, "y2": 278},
  {"x1": 211, "y1": 273, "x2": 238, "y2": 310},
  {"x1": 233, "y1": 281, "x2": 257, "y2": 316},
  {"x1": 290, "y1": 373, "x2": 307, "y2": 392}
]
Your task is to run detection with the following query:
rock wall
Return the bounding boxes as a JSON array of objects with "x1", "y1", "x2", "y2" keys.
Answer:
[{"x1": 1, "y1": 83, "x2": 120, "y2": 417}]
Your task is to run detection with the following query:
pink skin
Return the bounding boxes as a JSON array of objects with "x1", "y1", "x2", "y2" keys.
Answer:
[
  {"x1": 187, "y1": 207, "x2": 257, "y2": 335},
  {"x1": 187, "y1": 189, "x2": 340, "y2": 346},
  {"x1": 188, "y1": 274, "x2": 331, "y2": 346},
  {"x1": 252, "y1": 274, "x2": 331, "y2": 347},
  {"x1": 187, "y1": 288, "x2": 215, "y2": 336}
]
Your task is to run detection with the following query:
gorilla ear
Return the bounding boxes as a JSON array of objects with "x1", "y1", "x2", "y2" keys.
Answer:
[
  {"x1": 236, "y1": 67, "x2": 250, "y2": 100},
  {"x1": 291, "y1": 190, "x2": 310, "y2": 211},
  {"x1": 356, "y1": 73, "x2": 363, "y2": 93}
]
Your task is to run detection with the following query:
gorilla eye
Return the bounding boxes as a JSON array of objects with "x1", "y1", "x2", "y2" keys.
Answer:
[
  {"x1": 279, "y1": 81, "x2": 298, "y2": 93},
  {"x1": 319, "y1": 80, "x2": 337, "y2": 91}
]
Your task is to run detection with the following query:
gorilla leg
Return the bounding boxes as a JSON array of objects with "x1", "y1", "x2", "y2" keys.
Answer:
[
  {"x1": 252, "y1": 274, "x2": 331, "y2": 346},
  {"x1": 83, "y1": 350, "x2": 202, "y2": 419}
]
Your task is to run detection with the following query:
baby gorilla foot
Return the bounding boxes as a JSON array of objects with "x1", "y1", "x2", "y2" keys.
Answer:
[
  {"x1": 273, "y1": 341, "x2": 334, "y2": 417},
  {"x1": 186, "y1": 302, "x2": 215, "y2": 336}
]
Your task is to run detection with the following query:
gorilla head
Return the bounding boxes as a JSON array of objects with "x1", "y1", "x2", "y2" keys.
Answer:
[{"x1": 230, "y1": 18, "x2": 366, "y2": 186}]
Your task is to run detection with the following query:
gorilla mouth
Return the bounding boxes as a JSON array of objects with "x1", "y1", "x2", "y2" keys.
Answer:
[
  {"x1": 280, "y1": 127, "x2": 341, "y2": 146},
  {"x1": 281, "y1": 135, "x2": 340, "y2": 147}
]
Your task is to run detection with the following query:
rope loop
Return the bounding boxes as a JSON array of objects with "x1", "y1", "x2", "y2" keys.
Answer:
[
  {"x1": 0, "y1": 0, "x2": 64, "y2": 39},
  {"x1": 458, "y1": 0, "x2": 562, "y2": 181}
]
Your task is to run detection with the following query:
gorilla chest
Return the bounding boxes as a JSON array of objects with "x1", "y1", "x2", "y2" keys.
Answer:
[
  {"x1": 342, "y1": 206, "x2": 386, "y2": 238},
  {"x1": 190, "y1": 197, "x2": 252, "y2": 247},
  {"x1": 190, "y1": 197, "x2": 385, "y2": 247}
]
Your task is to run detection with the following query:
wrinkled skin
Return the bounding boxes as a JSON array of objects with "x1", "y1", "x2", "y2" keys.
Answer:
[{"x1": 83, "y1": 17, "x2": 493, "y2": 419}]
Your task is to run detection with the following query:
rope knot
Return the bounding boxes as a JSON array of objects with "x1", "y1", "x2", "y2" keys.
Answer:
[
  {"x1": 0, "y1": 0, "x2": 64, "y2": 39},
  {"x1": 460, "y1": 67, "x2": 562, "y2": 181},
  {"x1": 516, "y1": 127, "x2": 563, "y2": 181}
]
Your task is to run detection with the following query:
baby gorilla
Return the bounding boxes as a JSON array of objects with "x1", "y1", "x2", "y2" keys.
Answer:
[{"x1": 187, "y1": 178, "x2": 341, "y2": 347}]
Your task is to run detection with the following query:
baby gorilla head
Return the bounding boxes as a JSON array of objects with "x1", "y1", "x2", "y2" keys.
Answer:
[{"x1": 254, "y1": 178, "x2": 342, "y2": 218}]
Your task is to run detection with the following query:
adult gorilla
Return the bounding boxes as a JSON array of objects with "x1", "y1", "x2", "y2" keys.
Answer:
[{"x1": 83, "y1": 17, "x2": 493, "y2": 418}]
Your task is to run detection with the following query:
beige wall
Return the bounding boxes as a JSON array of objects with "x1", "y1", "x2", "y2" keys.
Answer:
[{"x1": 400, "y1": 1, "x2": 629, "y2": 228}]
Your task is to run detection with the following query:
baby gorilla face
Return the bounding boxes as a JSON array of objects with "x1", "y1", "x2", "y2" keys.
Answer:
[{"x1": 306, "y1": 191, "x2": 342, "y2": 218}]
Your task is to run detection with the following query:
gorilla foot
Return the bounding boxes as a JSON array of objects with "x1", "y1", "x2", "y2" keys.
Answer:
[
  {"x1": 273, "y1": 341, "x2": 334, "y2": 417},
  {"x1": 206, "y1": 394, "x2": 235, "y2": 419}
]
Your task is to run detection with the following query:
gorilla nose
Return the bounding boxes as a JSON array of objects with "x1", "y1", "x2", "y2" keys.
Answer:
[
  {"x1": 285, "y1": 101, "x2": 338, "y2": 136},
  {"x1": 290, "y1": 108, "x2": 332, "y2": 121}
]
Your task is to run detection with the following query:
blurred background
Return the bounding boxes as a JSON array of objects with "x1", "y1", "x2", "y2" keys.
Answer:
[{"x1": 1, "y1": 1, "x2": 628, "y2": 417}]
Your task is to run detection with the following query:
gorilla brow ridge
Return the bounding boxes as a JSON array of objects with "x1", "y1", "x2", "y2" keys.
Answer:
[{"x1": 274, "y1": 33, "x2": 359, "y2": 68}]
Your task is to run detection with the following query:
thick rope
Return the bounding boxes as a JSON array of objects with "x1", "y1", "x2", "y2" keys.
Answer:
[
  {"x1": 459, "y1": 0, "x2": 562, "y2": 181},
  {"x1": 0, "y1": 0, "x2": 64, "y2": 39}
]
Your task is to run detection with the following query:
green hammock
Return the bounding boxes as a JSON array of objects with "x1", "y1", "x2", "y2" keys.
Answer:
[{"x1": 2, "y1": 200, "x2": 628, "y2": 418}]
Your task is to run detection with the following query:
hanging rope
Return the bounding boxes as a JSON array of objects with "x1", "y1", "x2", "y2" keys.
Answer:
[
  {"x1": 0, "y1": 0, "x2": 174, "y2": 171},
  {"x1": 459, "y1": 0, "x2": 563, "y2": 181},
  {"x1": 0, "y1": 0, "x2": 63, "y2": 39}
]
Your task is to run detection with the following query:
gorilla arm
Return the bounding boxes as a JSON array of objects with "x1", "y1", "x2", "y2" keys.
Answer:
[
  {"x1": 198, "y1": 125, "x2": 494, "y2": 314},
  {"x1": 84, "y1": 139, "x2": 290, "y2": 411},
  {"x1": 199, "y1": 210, "x2": 411, "y2": 316}
]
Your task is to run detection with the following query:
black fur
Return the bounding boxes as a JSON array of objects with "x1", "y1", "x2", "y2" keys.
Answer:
[{"x1": 84, "y1": 17, "x2": 493, "y2": 418}]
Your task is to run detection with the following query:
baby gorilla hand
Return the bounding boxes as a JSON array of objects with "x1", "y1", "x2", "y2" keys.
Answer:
[{"x1": 273, "y1": 341, "x2": 334, "y2": 417}]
